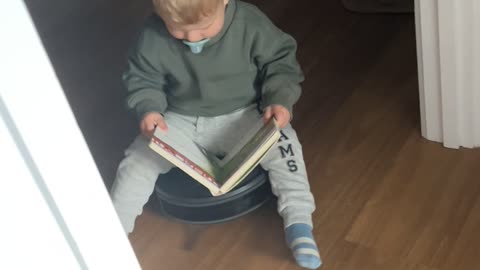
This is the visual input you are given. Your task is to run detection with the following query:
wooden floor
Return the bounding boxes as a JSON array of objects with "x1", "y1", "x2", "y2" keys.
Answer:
[{"x1": 27, "y1": 0, "x2": 480, "y2": 269}]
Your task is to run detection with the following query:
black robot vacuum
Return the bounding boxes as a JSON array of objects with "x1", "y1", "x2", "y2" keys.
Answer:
[{"x1": 154, "y1": 166, "x2": 274, "y2": 224}]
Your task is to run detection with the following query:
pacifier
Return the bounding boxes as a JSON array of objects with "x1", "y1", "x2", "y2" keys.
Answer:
[{"x1": 182, "y1": 38, "x2": 210, "y2": 54}]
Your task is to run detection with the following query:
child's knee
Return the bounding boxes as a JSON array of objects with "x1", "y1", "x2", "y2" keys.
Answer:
[{"x1": 121, "y1": 136, "x2": 173, "y2": 174}]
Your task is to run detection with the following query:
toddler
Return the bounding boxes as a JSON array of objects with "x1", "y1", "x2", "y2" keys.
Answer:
[{"x1": 110, "y1": 0, "x2": 321, "y2": 268}]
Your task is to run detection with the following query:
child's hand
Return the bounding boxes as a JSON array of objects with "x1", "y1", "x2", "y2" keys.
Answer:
[
  {"x1": 263, "y1": 105, "x2": 290, "y2": 129},
  {"x1": 140, "y1": 112, "x2": 168, "y2": 138}
]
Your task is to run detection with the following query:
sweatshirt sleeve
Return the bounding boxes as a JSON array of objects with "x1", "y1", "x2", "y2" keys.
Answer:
[
  {"x1": 251, "y1": 13, "x2": 304, "y2": 117},
  {"x1": 122, "y1": 29, "x2": 168, "y2": 120}
]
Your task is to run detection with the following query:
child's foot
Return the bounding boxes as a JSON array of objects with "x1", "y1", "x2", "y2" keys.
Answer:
[{"x1": 285, "y1": 223, "x2": 322, "y2": 269}]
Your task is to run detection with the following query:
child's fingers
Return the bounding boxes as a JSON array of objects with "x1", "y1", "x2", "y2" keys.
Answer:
[
  {"x1": 274, "y1": 112, "x2": 286, "y2": 128},
  {"x1": 155, "y1": 116, "x2": 168, "y2": 132},
  {"x1": 273, "y1": 107, "x2": 290, "y2": 129},
  {"x1": 139, "y1": 113, "x2": 168, "y2": 137},
  {"x1": 140, "y1": 117, "x2": 156, "y2": 138},
  {"x1": 263, "y1": 106, "x2": 273, "y2": 124},
  {"x1": 147, "y1": 121, "x2": 156, "y2": 131},
  {"x1": 140, "y1": 121, "x2": 151, "y2": 138}
]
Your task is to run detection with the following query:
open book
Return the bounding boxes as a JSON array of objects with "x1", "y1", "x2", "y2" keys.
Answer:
[{"x1": 149, "y1": 117, "x2": 280, "y2": 196}]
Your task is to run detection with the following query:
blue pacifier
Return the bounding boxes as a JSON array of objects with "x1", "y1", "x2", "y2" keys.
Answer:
[{"x1": 182, "y1": 38, "x2": 210, "y2": 54}]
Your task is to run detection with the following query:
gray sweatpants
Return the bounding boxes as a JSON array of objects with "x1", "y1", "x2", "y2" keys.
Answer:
[{"x1": 110, "y1": 105, "x2": 315, "y2": 233}]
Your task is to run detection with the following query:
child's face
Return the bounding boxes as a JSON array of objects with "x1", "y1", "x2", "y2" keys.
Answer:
[{"x1": 160, "y1": 0, "x2": 228, "y2": 42}]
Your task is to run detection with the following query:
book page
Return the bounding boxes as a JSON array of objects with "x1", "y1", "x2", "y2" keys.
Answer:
[
  {"x1": 217, "y1": 118, "x2": 266, "y2": 167},
  {"x1": 151, "y1": 125, "x2": 220, "y2": 179},
  {"x1": 220, "y1": 140, "x2": 277, "y2": 192},
  {"x1": 216, "y1": 118, "x2": 279, "y2": 185}
]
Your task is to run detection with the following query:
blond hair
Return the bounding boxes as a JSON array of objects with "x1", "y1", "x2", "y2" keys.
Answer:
[{"x1": 153, "y1": 0, "x2": 224, "y2": 25}]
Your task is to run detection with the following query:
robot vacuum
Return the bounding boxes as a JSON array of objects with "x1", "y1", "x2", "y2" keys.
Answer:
[{"x1": 154, "y1": 166, "x2": 274, "y2": 224}]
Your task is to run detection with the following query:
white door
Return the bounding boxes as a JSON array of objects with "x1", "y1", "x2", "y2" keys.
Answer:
[
  {"x1": 0, "y1": 1, "x2": 141, "y2": 269},
  {"x1": 415, "y1": 0, "x2": 480, "y2": 148}
]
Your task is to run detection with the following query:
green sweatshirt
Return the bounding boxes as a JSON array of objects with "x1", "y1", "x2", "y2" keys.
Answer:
[{"x1": 123, "y1": 0, "x2": 304, "y2": 119}]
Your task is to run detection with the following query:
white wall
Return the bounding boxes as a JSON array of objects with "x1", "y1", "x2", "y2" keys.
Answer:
[{"x1": 0, "y1": 1, "x2": 140, "y2": 269}]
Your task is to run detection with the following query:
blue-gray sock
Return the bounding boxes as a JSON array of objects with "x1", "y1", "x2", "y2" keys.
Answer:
[{"x1": 285, "y1": 223, "x2": 322, "y2": 269}]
